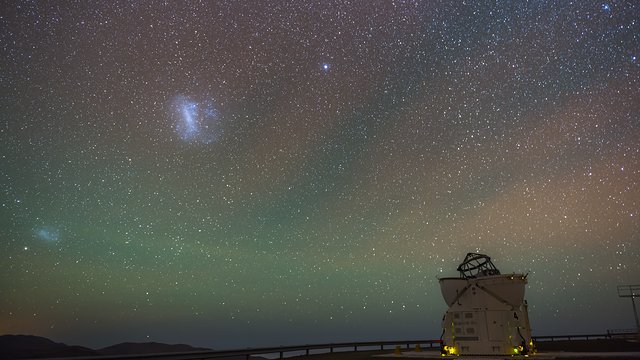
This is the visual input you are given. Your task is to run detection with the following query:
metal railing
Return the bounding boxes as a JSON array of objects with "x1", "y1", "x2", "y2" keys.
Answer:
[
  {"x1": 532, "y1": 330, "x2": 639, "y2": 342},
  {"x1": 37, "y1": 331, "x2": 640, "y2": 360},
  {"x1": 38, "y1": 339, "x2": 442, "y2": 360},
  {"x1": 532, "y1": 333, "x2": 613, "y2": 341}
]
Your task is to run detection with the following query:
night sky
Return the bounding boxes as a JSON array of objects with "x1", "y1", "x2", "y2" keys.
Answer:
[{"x1": 1, "y1": 0, "x2": 639, "y2": 350}]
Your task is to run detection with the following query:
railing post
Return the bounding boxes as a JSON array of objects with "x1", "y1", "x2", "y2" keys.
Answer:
[
  {"x1": 305, "y1": 349, "x2": 309, "y2": 356},
  {"x1": 279, "y1": 351, "x2": 283, "y2": 359}
]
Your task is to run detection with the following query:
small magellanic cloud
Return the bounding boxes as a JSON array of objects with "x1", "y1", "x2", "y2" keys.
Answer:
[{"x1": 34, "y1": 226, "x2": 60, "y2": 242}]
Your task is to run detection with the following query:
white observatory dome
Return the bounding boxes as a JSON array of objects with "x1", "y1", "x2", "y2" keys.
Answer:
[{"x1": 439, "y1": 253, "x2": 534, "y2": 356}]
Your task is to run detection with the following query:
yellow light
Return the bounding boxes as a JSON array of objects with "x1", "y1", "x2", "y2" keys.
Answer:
[
  {"x1": 513, "y1": 347, "x2": 520, "y2": 354},
  {"x1": 442, "y1": 345, "x2": 458, "y2": 356}
]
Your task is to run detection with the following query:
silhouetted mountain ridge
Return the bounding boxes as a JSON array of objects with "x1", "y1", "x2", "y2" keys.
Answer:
[
  {"x1": 0, "y1": 335, "x2": 97, "y2": 359},
  {"x1": 99, "y1": 341, "x2": 210, "y2": 355},
  {"x1": 0, "y1": 334, "x2": 210, "y2": 359}
]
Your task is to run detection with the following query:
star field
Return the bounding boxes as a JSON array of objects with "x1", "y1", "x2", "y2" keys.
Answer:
[{"x1": 1, "y1": 0, "x2": 639, "y2": 350}]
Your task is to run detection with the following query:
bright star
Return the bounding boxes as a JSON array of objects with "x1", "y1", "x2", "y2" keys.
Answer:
[
  {"x1": 601, "y1": 3, "x2": 610, "y2": 12},
  {"x1": 322, "y1": 63, "x2": 331, "y2": 72}
]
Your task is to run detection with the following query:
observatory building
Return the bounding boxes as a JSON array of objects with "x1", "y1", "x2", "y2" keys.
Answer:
[{"x1": 439, "y1": 253, "x2": 534, "y2": 356}]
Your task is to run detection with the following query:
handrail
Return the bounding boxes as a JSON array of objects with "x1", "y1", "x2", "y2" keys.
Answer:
[
  {"x1": 35, "y1": 332, "x2": 640, "y2": 360},
  {"x1": 533, "y1": 334, "x2": 612, "y2": 341},
  {"x1": 608, "y1": 328, "x2": 640, "y2": 334},
  {"x1": 35, "y1": 339, "x2": 443, "y2": 360},
  {"x1": 532, "y1": 330, "x2": 639, "y2": 341}
]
